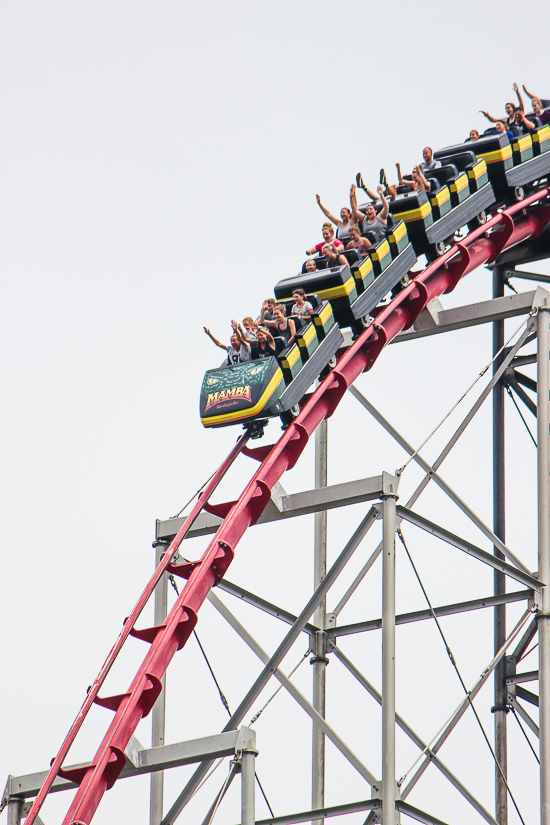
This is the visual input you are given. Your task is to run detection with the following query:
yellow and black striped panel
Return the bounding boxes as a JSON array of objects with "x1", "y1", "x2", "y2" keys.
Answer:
[
  {"x1": 370, "y1": 238, "x2": 392, "y2": 276},
  {"x1": 532, "y1": 125, "x2": 550, "y2": 156},
  {"x1": 351, "y1": 254, "x2": 375, "y2": 294},
  {"x1": 280, "y1": 342, "x2": 302, "y2": 383},
  {"x1": 312, "y1": 301, "x2": 335, "y2": 340},
  {"x1": 297, "y1": 322, "x2": 319, "y2": 362},
  {"x1": 387, "y1": 220, "x2": 409, "y2": 257},
  {"x1": 303, "y1": 271, "x2": 358, "y2": 312},
  {"x1": 467, "y1": 158, "x2": 488, "y2": 193},
  {"x1": 449, "y1": 172, "x2": 470, "y2": 206},
  {"x1": 511, "y1": 134, "x2": 534, "y2": 165},
  {"x1": 429, "y1": 186, "x2": 452, "y2": 221},
  {"x1": 390, "y1": 194, "x2": 434, "y2": 237},
  {"x1": 476, "y1": 142, "x2": 513, "y2": 173}
]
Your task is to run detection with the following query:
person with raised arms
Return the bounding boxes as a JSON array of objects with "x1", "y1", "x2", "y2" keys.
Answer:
[
  {"x1": 350, "y1": 184, "x2": 390, "y2": 244},
  {"x1": 315, "y1": 194, "x2": 353, "y2": 243}
]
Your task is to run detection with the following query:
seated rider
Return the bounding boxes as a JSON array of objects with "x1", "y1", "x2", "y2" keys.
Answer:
[
  {"x1": 345, "y1": 223, "x2": 372, "y2": 257},
  {"x1": 250, "y1": 326, "x2": 279, "y2": 360},
  {"x1": 480, "y1": 84, "x2": 525, "y2": 129},
  {"x1": 518, "y1": 98, "x2": 550, "y2": 129},
  {"x1": 397, "y1": 164, "x2": 431, "y2": 193},
  {"x1": 315, "y1": 194, "x2": 353, "y2": 243},
  {"x1": 350, "y1": 184, "x2": 390, "y2": 244},
  {"x1": 260, "y1": 302, "x2": 297, "y2": 345},
  {"x1": 493, "y1": 120, "x2": 515, "y2": 140},
  {"x1": 203, "y1": 323, "x2": 252, "y2": 366},
  {"x1": 420, "y1": 147, "x2": 441, "y2": 171},
  {"x1": 291, "y1": 288, "x2": 313, "y2": 319},
  {"x1": 467, "y1": 129, "x2": 480, "y2": 141},
  {"x1": 322, "y1": 242, "x2": 349, "y2": 268},
  {"x1": 242, "y1": 316, "x2": 258, "y2": 340},
  {"x1": 306, "y1": 223, "x2": 344, "y2": 256},
  {"x1": 258, "y1": 297, "x2": 277, "y2": 322},
  {"x1": 305, "y1": 259, "x2": 317, "y2": 272}
]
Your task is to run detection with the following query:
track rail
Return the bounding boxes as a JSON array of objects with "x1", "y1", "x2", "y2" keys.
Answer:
[{"x1": 26, "y1": 189, "x2": 550, "y2": 825}]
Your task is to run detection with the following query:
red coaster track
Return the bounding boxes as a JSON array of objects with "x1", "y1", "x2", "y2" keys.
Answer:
[{"x1": 24, "y1": 188, "x2": 550, "y2": 825}]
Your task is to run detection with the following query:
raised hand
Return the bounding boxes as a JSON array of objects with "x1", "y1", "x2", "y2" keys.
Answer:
[
  {"x1": 316, "y1": 194, "x2": 321, "y2": 203},
  {"x1": 513, "y1": 82, "x2": 519, "y2": 92},
  {"x1": 376, "y1": 184, "x2": 384, "y2": 195}
]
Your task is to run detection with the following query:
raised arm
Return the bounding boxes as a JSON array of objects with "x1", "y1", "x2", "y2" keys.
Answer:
[
  {"x1": 203, "y1": 326, "x2": 226, "y2": 350},
  {"x1": 522, "y1": 84, "x2": 536, "y2": 101},
  {"x1": 349, "y1": 184, "x2": 364, "y2": 225},
  {"x1": 316, "y1": 194, "x2": 340, "y2": 226},
  {"x1": 376, "y1": 185, "x2": 389, "y2": 220},
  {"x1": 480, "y1": 110, "x2": 498, "y2": 123},
  {"x1": 513, "y1": 83, "x2": 525, "y2": 112},
  {"x1": 414, "y1": 166, "x2": 430, "y2": 193},
  {"x1": 236, "y1": 323, "x2": 257, "y2": 346}
]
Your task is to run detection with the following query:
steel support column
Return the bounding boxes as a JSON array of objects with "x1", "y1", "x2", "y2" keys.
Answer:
[
  {"x1": 382, "y1": 493, "x2": 398, "y2": 825},
  {"x1": 7, "y1": 799, "x2": 21, "y2": 825},
  {"x1": 537, "y1": 301, "x2": 550, "y2": 825},
  {"x1": 241, "y1": 749, "x2": 256, "y2": 825},
  {"x1": 312, "y1": 418, "x2": 328, "y2": 825},
  {"x1": 150, "y1": 540, "x2": 169, "y2": 825},
  {"x1": 492, "y1": 265, "x2": 508, "y2": 825}
]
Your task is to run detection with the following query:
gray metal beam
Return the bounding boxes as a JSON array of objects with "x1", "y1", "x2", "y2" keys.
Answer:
[
  {"x1": 207, "y1": 591, "x2": 379, "y2": 788},
  {"x1": 326, "y1": 590, "x2": 533, "y2": 639},
  {"x1": 396, "y1": 506, "x2": 541, "y2": 591},
  {"x1": 215, "y1": 578, "x2": 318, "y2": 636},
  {"x1": 156, "y1": 474, "x2": 397, "y2": 541},
  {"x1": 1, "y1": 729, "x2": 253, "y2": 802},
  {"x1": 349, "y1": 362, "x2": 529, "y2": 574},
  {"x1": 162, "y1": 507, "x2": 382, "y2": 825},
  {"x1": 340, "y1": 292, "x2": 538, "y2": 349},
  {"x1": 508, "y1": 695, "x2": 540, "y2": 737},
  {"x1": 233, "y1": 798, "x2": 381, "y2": 825},
  {"x1": 400, "y1": 609, "x2": 533, "y2": 798},
  {"x1": 506, "y1": 670, "x2": 539, "y2": 685},
  {"x1": 330, "y1": 645, "x2": 498, "y2": 825},
  {"x1": 503, "y1": 268, "x2": 550, "y2": 284},
  {"x1": 392, "y1": 291, "x2": 538, "y2": 342},
  {"x1": 516, "y1": 685, "x2": 540, "y2": 707},
  {"x1": 396, "y1": 801, "x2": 450, "y2": 825}
]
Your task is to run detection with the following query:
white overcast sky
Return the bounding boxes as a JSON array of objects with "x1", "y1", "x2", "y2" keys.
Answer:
[{"x1": 1, "y1": 2, "x2": 550, "y2": 824}]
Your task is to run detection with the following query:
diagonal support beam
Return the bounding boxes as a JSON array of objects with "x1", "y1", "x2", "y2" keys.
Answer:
[
  {"x1": 330, "y1": 645, "x2": 498, "y2": 825},
  {"x1": 507, "y1": 374, "x2": 538, "y2": 417},
  {"x1": 396, "y1": 506, "x2": 541, "y2": 591},
  {"x1": 162, "y1": 507, "x2": 381, "y2": 824},
  {"x1": 400, "y1": 609, "x2": 533, "y2": 798},
  {"x1": 508, "y1": 695, "x2": 540, "y2": 737},
  {"x1": 349, "y1": 387, "x2": 524, "y2": 569},
  {"x1": 332, "y1": 323, "x2": 534, "y2": 620},
  {"x1": 208, "y1": 592, "x2": 379, "y2": 787},
  {"x1": 215, "y1": 578, "x2": 318, "y2": 635}
]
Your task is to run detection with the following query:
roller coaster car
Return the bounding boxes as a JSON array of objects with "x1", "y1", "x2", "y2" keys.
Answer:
[
  {"x1": 200, "y1": 297, "x2": 343, "y2": 431},
  {"x1": 435, "y1": 127, "x2": 550, "y2": 203},
  {"x1": 386, "y1": 162, "x2": 495, "y2": 257},
  {"x1": 285, "y1": 221, "x2": 416, "y2": 331}
]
